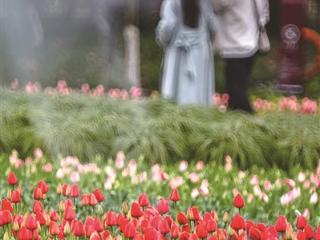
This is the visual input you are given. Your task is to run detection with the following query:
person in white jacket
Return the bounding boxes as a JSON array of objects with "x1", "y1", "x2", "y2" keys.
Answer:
[
  {"x1": 156, "y1": 0, "x2": 216, "y2": 106},
  {"x1": 213, "y1": 0, "x2": 270, "y2": 113}
]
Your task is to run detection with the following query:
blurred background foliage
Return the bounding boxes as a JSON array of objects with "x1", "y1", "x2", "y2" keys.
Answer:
[{"x1": 0, "y1": 0, "x2": 320, "y2": 96}]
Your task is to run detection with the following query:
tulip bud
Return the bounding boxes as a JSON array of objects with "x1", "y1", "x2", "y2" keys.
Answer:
[
  {"x1": 12, "y1": 220, "x2": 20, "y2": 231},
  {"x1": 227, "y1": 226, "x2": 234, "y2": 236},
  {"x1": 64, "y1": 222, "x2": 71, "y2": 235},
  {"x1": 3, "y1": 232, "x2": 9, "y2": 240},
  {"x1": 122, "y1": 202, "x2": 129, "y2": 215},
  {"x1": 58, "y1": 201, "x2": 64, "y2": 212},
  {"x1": 56, "y1": 184, "x2": 63, "y2": 195},
  {"x1": 223, "y1": 212, "x2": 229, "y2": 223},
  {"x1": 285, "y1": 224, "x2": 294, "y2": 240},
  {"x1": 186, "y1": 208, "x2": 194, "y2": 221},
  {"x1": 96, "y1": 205, "x2": 104, "y2": 216},
  {"x1": 45, "y1": 213, "x2": 51, "y2": 225}
]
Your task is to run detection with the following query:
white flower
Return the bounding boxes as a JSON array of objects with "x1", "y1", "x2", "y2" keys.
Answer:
[
  {"x1": 169, "y1": 176, "x2": 184, "y2": 189},
  {"x1": 115, "y1": 151, "x2": 125, "y2": 169},
  {"x1": 139, "y1": 172, "x2": 148, "y2": 183},
  {"x1": 189, "y1": 172, "x2": 200, "y2": 183},
  {"x1": 250, "y1": 175, "x2": 259, "y2": 186},
  {"x1": 298, "y1": 172, "x2": 306, "y2": 182},
  {"x1": 151, "y1": 164, "x2": 162, "y2": 182},
  {"x1": 200, "y1": 180, "x2": 209, "y2": 196},
  {"x1": 263, "y1": 180, "x2": 272, "y2": 192},
  {"x1": 69, "y1": 171, "x2": 80, "y2": 183},
  {"x1": 310, "y1": 192, "x2": 318, "y2": 204},
  {"x1": 196, "y1": 161, "x2": 204, "y2": 171},
  {"x1": 179, "y1": 161, "x2": 188, "y2": 172},
  {"x1": 238, "y1": 171, "x2": 246, "y2": 180},
  {"x1": 191, "y1": 188, "x2": 199, "y2": 199},
  {"x1": 56, "y1": 169, "x2": 64, "y2": 179},
  {"x1": 104, "y1": 179, "x2": 113, "y2": 190},
  {"x1": 224, "y1": 155, "x2": 233, "y2": 172}
]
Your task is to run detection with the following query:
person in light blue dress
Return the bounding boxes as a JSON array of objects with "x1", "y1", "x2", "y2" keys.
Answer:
[{"x1": 156, "y1": 0, "x2": 216, "y2": 106}]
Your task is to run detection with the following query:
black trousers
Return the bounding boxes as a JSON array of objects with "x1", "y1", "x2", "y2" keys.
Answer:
[{"x1": 225, "y1": 56, "x2": 255, "y2": 113}]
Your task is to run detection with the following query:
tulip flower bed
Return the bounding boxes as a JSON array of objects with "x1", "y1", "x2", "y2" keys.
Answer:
[{"x1": 2, "y1": 149, "x2": 320, "y2": 239}]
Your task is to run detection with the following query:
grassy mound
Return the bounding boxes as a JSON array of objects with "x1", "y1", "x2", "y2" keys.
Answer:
[{"x1": 1, "y1": 89, "x2": 320, "y2": 169}]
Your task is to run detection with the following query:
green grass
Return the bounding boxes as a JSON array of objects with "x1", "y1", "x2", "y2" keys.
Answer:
[{"x1": 1, "y1": 89, "x2": 320, "y2": 170}]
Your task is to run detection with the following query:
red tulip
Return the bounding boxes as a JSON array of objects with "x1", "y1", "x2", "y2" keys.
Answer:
[
  {"x1": 7, "y1": 172, "x2": 18, "y2": 186},
  {"x1": 171, "y1": 223, "x2": 180, "y2": 238},
  {"x1": 233, "y1": 194, "x2": 245, "y2": 209},
  {"x1": 305, "y1": 225, "x2": 315, "y2": 239},
  {"x1": 62, "y1": 184, "x2": 70, "y2": 196},
  {"x1": 182, "y1": 224, "x2": 191, "y2": 233},
  {"x1": 100, "y1": 230, "x2": 111, "y2": 240},
  {"x1": 296, "y1": 215, "x2": 307, "y2": 230},
  {"x1": 138, "y1": 193, "x2": 149, "y2": 207},
  {"x1": 230, "y1": 214, "x2": 245, "y2": 231},
  {"x1": 187, "y1": 207, "x2": 200, "y2": 221},
  {"x1": 17, "y1": 226, "x2": 33, "y2": 240},
  {"x1": 0, "y1": 210, "x2": 12, "y2": 226},
  {"x1": 49, "y1": 221, "x2": 60, "y2": 236},
  {"x1": 144, "y1": 227, "x2": 161, "y2": 240},
  {"x1": 104, "y1": 211, "x2": 118, "y2": 227},
  {"x1": 70, "y1": 184, "x2": 80, "y2": 198},
  {"x1": 81, "y1": 194, "x2": 90, "y2": 206},
  {"x1": 33, "y1": 187, "x2": 44, "y2": 200},
  {"x1": 72, "y1": 220, "x2": 85, "y2": 237},
  {"x1": 93, "y1": 189, "x2": 105, "y2": 202},
  {"x1": 315, "y1": 226, "x2": 320, "y2": 240},
  {"x1": 118, "y1": 215, "x2": 130, "y2": 233},
  {"x1": 37, "y1": 180, "x2": 49, "y2": 194},
  {"x1": 203, "y1": 212, "x2": 215, "y2": 222},
  {"x1": 206, "y1": 219, "x2": 217, "y2": 233},
  {"x1": 64, "y1": 206, "x2": 76, "y2": 222},
  {"x1": 170, "y1": 188, "x2": 180, "y2": 202},
  {"x1": 248, "y1": 226, "x2": 261, "y2": 240},
  {"x1": 131, "y1": 202, "x2": 143, "y2": 218},
  {"x1": 25, "y1": 214, "x2": 38, "y2": 231},
  {"x1": 275, "y1": 216, "x2": 287, "y2": 233},
  {"x1": 94, "y1": 217, "x2": 104, "y2": 232},
  {"x1": 180, "y1": 231, "x2": 191, "y2": 240},
  {"x1": 256, "y1": 223, "x2": 267, "y2": 233},
  {"x1": 196, "y1": 222, "x2": 208, "y2": 238},
  {"x1": 89, "y1": 193, "x2": 98, "y2": 206},
  {"x1": 11, "y1": 190, "x2": 21, "y2": 203},
  {"x1": 159, "y1": 218, "x2": 170, "y2": 235},
  {"x1": 50, "y1": 210, "x2": 59, "y2": 222},
  {"x1": 157, "y1": 198, "x2": 170, "y2": 215},
  {"x1": 90, "y1": 231, "x2": 102, "y2": 240},
  {"x1": 2, "y1": 198, "x2": 13, "y2": 213},
  {"x1": 189, "y1": 233, "x2": 200, "y2": 240},
  {"x1": 35, "y1": 211, "x2": 46, "y2": 226},
  {"x1": 177, "y1": 212, "x2": 188, "y2": 225},
  {"x1": 124, "y1": 222, "x2": 136, "y2": 238},
  {"x1": 85, "y1": 217, "x2": 96, "y2": 237},
  {"x1": 32, "y1": 201, "x2": 43, "y2": 214},
  {"x1": 297, "y1": 231, "x2": 307, "y2": 240}
]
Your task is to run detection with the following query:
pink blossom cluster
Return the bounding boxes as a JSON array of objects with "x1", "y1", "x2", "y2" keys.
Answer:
[
  {"x1": 213, "y1": 93, "x2": 229, "y2": 112},
  {"x1": 253, "y1": 97, "x2": 318, "y2": 114},
  {"x1": 9, "y1": 80, "x2": 143, "y2": 100},
  {"x1": 9, "y1": 149, "x2": 53, "y2": 173},
  {"x1": 56, "y1": 156, "x2": 101, "y2": 183}
]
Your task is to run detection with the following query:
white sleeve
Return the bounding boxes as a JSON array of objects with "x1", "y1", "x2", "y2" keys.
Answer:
[
  {"x1": 254, "y1": 0, "x2": 270, "y2": 27},
  {"x1": 156, "y1": 0, "x2": 179, "y2": 47},
  {"x1": 204, "y1": 0, "x2": 217, "y2": 36},
  {"x1": 212, "y1": 0, "x2": 235, "y2": 14}
]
